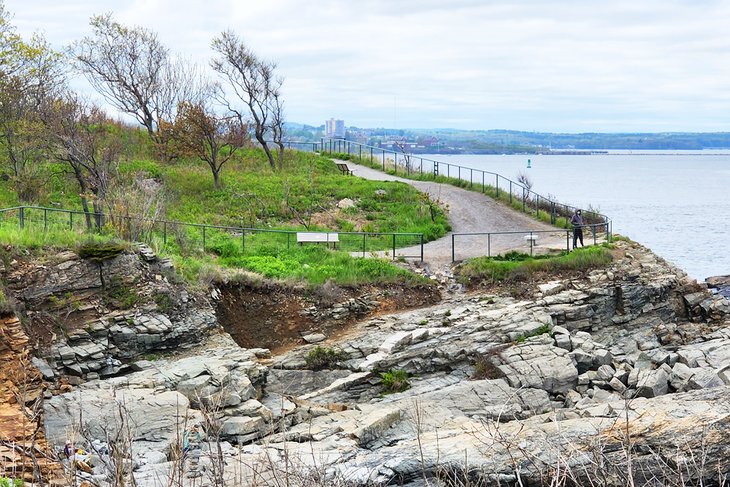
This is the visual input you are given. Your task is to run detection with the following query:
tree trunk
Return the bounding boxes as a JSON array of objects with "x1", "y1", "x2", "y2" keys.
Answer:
[{"x1": 255, "y1": 132, "x2": 276, "y2": 170}]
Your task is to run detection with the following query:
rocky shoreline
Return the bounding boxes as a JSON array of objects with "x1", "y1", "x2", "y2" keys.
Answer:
[{"x1": 2, "y1": 240, "x2": 730, "y2": 485}]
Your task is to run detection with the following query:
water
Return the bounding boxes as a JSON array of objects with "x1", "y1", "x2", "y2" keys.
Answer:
[{"x1": 421, "y1": 151, "x2": 730, "y2": 281}]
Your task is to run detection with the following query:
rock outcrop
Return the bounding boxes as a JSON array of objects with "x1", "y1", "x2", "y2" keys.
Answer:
[{"x1": 8, "y1": 239, "x2": 730, "y2": 486}]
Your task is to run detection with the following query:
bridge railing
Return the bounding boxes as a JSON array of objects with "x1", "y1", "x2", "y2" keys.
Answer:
[
  {"x1": 302, "y1": 138, "x2": 611, "y2": 239},
  {"x1": 0, "y1": 206, "x2": 424, "y2": 261}
]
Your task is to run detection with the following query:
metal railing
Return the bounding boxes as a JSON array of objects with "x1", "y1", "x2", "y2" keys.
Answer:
[
  {"x1": 0, "y1": 206, "x2": 424, "y2": 261},
  {"x1": 450, "y1": 224, "x2": 609, "y2": 262},
  {"x1": 303, "y1": 138, "x2": 612, "y2": 238}
]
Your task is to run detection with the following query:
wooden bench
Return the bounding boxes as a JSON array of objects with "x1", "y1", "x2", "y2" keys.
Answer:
[
  {"x1": 336, "y1": 163, "x2": 353, "y2": 175},
  {"x1": 296, "y1": 232, "x2": 340, "y2": 248}
]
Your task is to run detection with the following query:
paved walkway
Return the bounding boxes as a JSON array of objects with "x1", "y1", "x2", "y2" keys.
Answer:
[{"x1": 340, "y1": 159, "x2": 590, "y2": 271}]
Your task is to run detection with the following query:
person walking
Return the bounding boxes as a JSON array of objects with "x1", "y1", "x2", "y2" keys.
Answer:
[{"x1": 571, "y1": 209, "x2": 584, "y2": 249}]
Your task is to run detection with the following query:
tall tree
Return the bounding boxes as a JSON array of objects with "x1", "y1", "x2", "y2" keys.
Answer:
[
  {"x1": 0, "y1": 4, "x2": 64, "y2": 200},
  {"x1": 43, "y1": 94, "x2": 119, "y2": 229},
  {"x1": 72, "y1": 13, "x2": 202, "y2": 162},
  {"x1": 173, "y1": 96, "x2": 249, "y2": 189},
  {"x1": 210, "y1": 30, "x2": 284, "y2": 171}
]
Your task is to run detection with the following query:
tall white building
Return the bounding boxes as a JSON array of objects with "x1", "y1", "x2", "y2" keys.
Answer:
[{"x1": 325, "y1": 118, "x2": 345, "y2": 138}]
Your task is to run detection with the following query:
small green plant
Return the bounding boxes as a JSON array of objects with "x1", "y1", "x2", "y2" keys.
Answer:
[
  {"x1": 515, "y1": 323, "x2": 552, "y2": 343},
  {"x1": 153, "y1": 291, "x2": 175, "y2": 313},
  {"x1": 104, "y1": 277, "x2": 139, "y2": 309},
  {"x1": 381, "y1": 369, "x2": 410, "y2": 394},
  {"x1": 305, "y1": 346, "x2": 348, "y2": 370},
  {"x1": 0, "y1": 477, "x2": 24, "y2": 487}
]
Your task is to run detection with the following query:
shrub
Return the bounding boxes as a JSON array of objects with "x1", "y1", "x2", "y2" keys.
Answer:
[
  {"x1": 381, "y1": 369, "x2": 410, "y2": 394},
  {"x1": 153, "y1": 291, "x2": 174, "y2": 313},
  {"x1": 104, "y1": 277, "x2": 139, "y2": 309},
  {"x1": 305, "y1": 346, "x2": 348, "y2": 370}
]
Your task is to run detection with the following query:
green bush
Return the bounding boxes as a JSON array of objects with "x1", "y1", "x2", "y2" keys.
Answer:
[
  {"x1": 305, "y1": 346, "x2": 348, "y2": 370},
  {"x1": 104, "y1": 277, "x2": 139, "y2": 309},
  {"x1": 381, "y1": 369, "x2": 410, "y2": 394}
]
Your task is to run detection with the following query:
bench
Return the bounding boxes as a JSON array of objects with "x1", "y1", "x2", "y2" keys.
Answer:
[
  {"x1": 523, "y1": 234, "x2": 539, "y2": 245},
  {"x1": 336, "y1": 163, "x2": 353, "y2": 175},
  {"x1": 297, "y1": 232, "x2": 340, "y2": 248}
]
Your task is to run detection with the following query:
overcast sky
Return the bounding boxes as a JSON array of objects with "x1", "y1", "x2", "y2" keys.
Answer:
[{"x1": 5, "y1": 0, "x2": 730, "y2": 133}]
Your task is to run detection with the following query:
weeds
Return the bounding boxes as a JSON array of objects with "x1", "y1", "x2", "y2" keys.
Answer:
[
  {"x1": 381, "y1": 369, "x2": 410, "y2": 394},
  {"x1": 459, "y1": 246, "x2": 613, "y2": 285},
  {"x1": 305, "y1": 346, "x2": 348, "y2": 370}
]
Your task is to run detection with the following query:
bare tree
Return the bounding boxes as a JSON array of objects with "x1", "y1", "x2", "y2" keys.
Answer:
[
  {"x1": 211, "y1": 30, "x2": 284, "y2": 171},
  {"x1": 173, "y1": 94, "x2": 250, "y2": 189},
  {"x1": 72, "y1": 13, "x2": 203, "y2": 162},
  {"x1": 43, "y1": 93, "x2": 120, "y2": 229}
]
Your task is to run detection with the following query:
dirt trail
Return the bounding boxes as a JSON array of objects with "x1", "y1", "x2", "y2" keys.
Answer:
[{"x1": 340, "y1": 159, "x2": 585, "y2": 271}]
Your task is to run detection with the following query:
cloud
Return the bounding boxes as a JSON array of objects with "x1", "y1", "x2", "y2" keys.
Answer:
[{"x1": 5, "y1": 0, "x2": 730, "y2": 131}]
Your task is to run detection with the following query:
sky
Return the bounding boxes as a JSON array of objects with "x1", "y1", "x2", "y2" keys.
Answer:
[{"x1": 5, "y1": 0, "x2": 730, "y2": 133}]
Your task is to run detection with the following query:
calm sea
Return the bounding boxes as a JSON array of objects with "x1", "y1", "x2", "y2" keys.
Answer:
[{"x1": 422, "y1": 151, "x2": 730, "y2": 281}]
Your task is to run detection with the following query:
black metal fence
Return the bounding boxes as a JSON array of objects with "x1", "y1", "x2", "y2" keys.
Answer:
[
  {"x1": 450, "y1": 224, "x2": 609, "y2": 262},
  {"x1": 0, "y1": 206, "x2": 424, "y2": 260},
  {"x1": 294, "y1": 138, "x2": 612, "y2": 237}
]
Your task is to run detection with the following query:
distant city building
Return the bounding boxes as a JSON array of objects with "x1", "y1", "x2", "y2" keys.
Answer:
[{"x1": 325, "y1": 118, "x2": 345, "y2": 138}]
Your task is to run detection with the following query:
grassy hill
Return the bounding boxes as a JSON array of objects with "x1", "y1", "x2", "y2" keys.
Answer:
[{"x1": 0, "y1": 147, "x2": 450, "y2": 287}]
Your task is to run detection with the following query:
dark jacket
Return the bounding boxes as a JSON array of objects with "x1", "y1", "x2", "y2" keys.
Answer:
[{"x1": 571, "y1": 212, "x2": 583, "y2": 227}]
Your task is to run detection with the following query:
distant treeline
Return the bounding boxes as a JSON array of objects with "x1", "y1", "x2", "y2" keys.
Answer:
[
  {"x1": 409, "y1": 129, "x2": 730, "y2": 151},
  {"x1": 285, "y1": 124, "x2": 730, "y2": 153}
]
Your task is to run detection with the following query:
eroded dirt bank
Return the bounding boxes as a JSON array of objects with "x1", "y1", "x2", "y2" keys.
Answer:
[{"x1": 216, "y1": 280, "x2": 441, "y2": 353}]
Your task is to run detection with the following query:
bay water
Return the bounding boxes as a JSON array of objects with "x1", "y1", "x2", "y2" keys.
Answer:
[{"x1": 422, "y1": 151, "x2": 730, "y2": 281}]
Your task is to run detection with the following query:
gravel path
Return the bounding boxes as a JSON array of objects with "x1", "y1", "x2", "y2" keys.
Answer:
[{"x1": 340, "y1": 159, "x2": 584, "y2": 271}]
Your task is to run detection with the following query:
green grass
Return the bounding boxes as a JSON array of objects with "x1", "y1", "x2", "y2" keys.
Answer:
[
  {"x1": 458, "y1": 246, "x2": 614, "y2": 284},
  {"x1": 0, "y1": 147, "x2": 450, "y2": 287},
  {"x1": 221, "y1": 245, "x2": 426, "y2": 286}
]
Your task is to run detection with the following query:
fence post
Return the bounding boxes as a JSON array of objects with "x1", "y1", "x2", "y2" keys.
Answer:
[
  {"x1": 420, "y1": 234, "x2": 424, "y2": 262},
  {"x1": 522, "y1": 188, "x2": 526, "y2": 212},
  {"x1": 202, "y1": 226, "x2": 206, "y2": 252},
  {"x1": 382, "y1": 150, "x2": 386, "y2": 171},
  {"x1": 566, "y1": 230, "x2": 570, "y2": 252},
  {"x1": 242, "y1": 230, "x2": 245, "y2": 254},
  {"x1": 470, "y1": 168, "x2": 473, "y2": 188},
  {"x1": 163, "y1": 222, "x2": 167, "y2": 246},
  {"x1": 451, "y1": 234, "x2": 455, "y2": 263},
  {"x1": 536, "y1": 195, "x2": 540, "y2": 218},
  {"x1": 19, "y1": 207, "x2": 24, "y2": 229},
  {"x1": 488, "y1": 233, "x2": 491, "y2": 257},
  {"x1": 362, "y1": 233, "x2": 366, "y2": 257},
  {"x1": 593, "y1": 224, "x2": 597, "y2": 245},
  {"x1": 529, "y1": 231, "x2": 534, "y2": 256},
  {"x1": 496, "y1": 175, "x2": 500, "y2": 199},
  {"x1": 392, "y1": 234, "x2": 396, "y2": 260},
  {"x1": 69, "y1": 212, "x2": 73, "y2": 230},
  {"x1": 509, "y1": 181, "x2": 513, "y2": 204},
  {"x1": 43, "y1": 208, "x2": 47, "y2": 231}
]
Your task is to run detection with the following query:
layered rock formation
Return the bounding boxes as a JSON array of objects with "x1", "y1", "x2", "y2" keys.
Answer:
[{"x1": 3, "y1": 240, "x2": 730, "y2": 486}]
